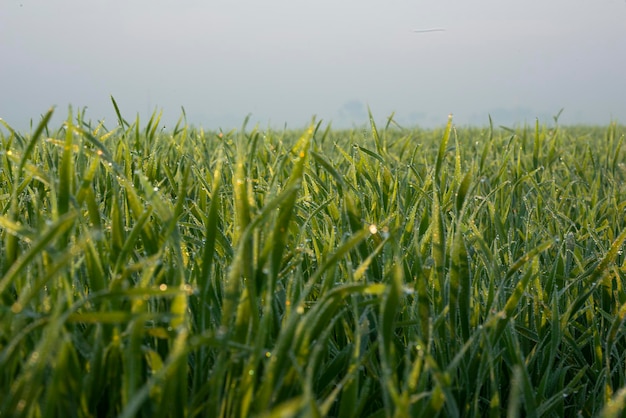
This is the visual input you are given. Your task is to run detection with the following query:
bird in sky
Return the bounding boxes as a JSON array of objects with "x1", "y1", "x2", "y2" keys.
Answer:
[{"x1": 413, "y1": 28, "x2": 446, "y2": 33}]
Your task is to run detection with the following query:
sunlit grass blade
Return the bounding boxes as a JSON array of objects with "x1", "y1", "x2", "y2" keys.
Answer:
[
  {"x1": 266, "y1": 125, "x2": 313, "y2": 287},
  {"x1": 111, "y1": 95, "x2": 129, "y2": 128},
  {"x1": 0, "y1": 211, "x2": 77, "y2": 297},
  {"x1": 450, "y1": 219, "x2": 471, "y2": 340},
  {"x1": 378, "y1": 254, "x2": 404, "y2": 413},
  {"x1": 2, "y1": 110, "x2": 53, "y2": 276},
  {"x1": 563, "y1": 227, "x2": 626, "y2": 325},
  {"x1": 435, "y1": 114, "x2": 453, "y2": 186},
  {"x1": 490, "y1": 240, "x2": 553, "y2": 341},
  {"x1": 367, "y1": 106, "x2": 385, "y2": 156},
  {"x1": 197, "y1": 153, "x2": 223, "y2": 299},
  {"x1": 601, "y1": 385, "x2": 626, "y2": 418},
  {"x1": 17, "y1": 107, "x2": 54, "y2": 176},
  {"x1": 57, "y1": 114, "x2": 76, "y2": 220},
  {"x1": 431, "y1": 185, "x2": 445, "y2": 309}
]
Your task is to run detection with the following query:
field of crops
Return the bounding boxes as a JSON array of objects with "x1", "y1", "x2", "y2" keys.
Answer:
[{"x1": 1, "y1": 104, "x2": 625, "y2": 417}]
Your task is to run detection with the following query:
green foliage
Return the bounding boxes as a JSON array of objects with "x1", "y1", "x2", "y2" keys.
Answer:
[{"x1": 1, "y1": 105, "x2": 626, "y2": 417}]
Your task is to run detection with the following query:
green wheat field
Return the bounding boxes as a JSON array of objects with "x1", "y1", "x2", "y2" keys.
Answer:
[{"x1": 1, "y1": 100, "x2": 625, "y2": 417}]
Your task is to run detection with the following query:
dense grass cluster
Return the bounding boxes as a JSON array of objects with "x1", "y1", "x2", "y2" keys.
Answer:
[{"x1": 1, "y1": 103, "x2": 626, "y2": 417}]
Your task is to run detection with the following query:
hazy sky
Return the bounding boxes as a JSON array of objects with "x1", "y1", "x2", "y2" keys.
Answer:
[{"x1": 1, "y1": 0, "x2": 625, "y2": 131}]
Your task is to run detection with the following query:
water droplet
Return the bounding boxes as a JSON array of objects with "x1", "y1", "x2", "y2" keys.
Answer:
[
  {"x1": 424, "y1": 257, "x2": 434, "y2": 268},
  {"x1": 16, "y1": 400, "x2": 26, "y2": 412},
  {"x1": 216, "y1": 326, "x2": 227, "y2": 338}
]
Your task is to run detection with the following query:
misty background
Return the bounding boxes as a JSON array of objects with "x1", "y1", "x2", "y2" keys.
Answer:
[{"x1": 1, "y1": 0, "x2": 625, "y2": 132}]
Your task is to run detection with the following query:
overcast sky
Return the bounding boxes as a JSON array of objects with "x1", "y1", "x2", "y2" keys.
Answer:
[{"x1": 1, "y1": 0, "x2": 625, "y2": 131}]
